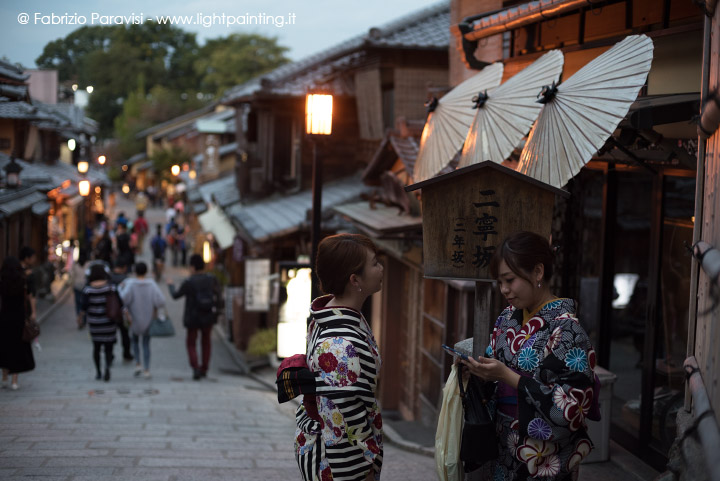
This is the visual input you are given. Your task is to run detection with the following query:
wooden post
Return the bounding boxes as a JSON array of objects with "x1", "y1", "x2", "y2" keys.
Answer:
[{"x1": 472, "y1": 281, "x2": 495, "y2": 358}]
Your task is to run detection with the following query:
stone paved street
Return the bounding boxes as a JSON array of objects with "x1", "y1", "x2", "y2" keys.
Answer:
[{"x1": 0, "y1": 199, "x2": 438, "y2": 481}]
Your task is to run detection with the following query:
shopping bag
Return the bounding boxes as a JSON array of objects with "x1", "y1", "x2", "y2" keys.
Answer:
[
  {"x1": 435, "y1": 364, "x2": 464, "y2": 481},
  {"x1": 148, "y1": 309, "x2": 175, "y2": 337}
]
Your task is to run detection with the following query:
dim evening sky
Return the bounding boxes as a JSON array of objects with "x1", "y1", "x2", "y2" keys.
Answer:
[{"x1": 1, "y1": 0, "x2": 445, "y2": 69}]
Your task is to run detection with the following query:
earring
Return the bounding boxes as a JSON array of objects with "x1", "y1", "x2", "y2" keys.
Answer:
[
  {"x1": 537, "y1": 282, "x2": 542, "y2": 288},
  {"x1": 358, "y1": 287, "x2": 362, "y2": 292}
]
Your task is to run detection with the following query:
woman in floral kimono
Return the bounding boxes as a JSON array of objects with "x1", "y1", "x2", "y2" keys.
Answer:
[
  {"x1": 462, "y1": 231, "x2": 597, "y2": 481},
  {"x1": 295, "y1": 234, "x2": 384, "y2": 481}
]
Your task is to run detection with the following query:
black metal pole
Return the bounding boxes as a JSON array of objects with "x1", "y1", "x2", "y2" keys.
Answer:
[{"x1": 310, "y1": 138, "x2": 323, "y2": 302}]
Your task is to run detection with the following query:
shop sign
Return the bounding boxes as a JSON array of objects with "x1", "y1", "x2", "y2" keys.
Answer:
[{"x1": 406, "y1": 161, "x2": 568, "y2": 280}]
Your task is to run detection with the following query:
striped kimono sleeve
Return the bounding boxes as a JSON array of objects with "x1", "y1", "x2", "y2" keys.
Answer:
[{"x1": 312, "y1": 327, "x2": 382, "y2": 480}]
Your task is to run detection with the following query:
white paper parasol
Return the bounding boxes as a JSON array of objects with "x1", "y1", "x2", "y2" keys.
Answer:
[
  {"x1": 517, "y1": 35, "x2": 653, "y2": 188},
  {"x1": 413, "y1": 62, "x2": 504, "y2": 182},
  {"x1": 458, "y1": 50, "x2": 564, "y2": 168}
]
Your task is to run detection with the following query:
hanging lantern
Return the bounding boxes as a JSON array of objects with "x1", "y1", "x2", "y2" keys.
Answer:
[
  {"x1": 171, "y1": 164, "x2": 180, "y2": 176},
  {"x1": 79, "y1": 180, "x2": 91, "y2": 196},
  {"x1": 77, "y1": 160, "x2": 89, "y2": 174},
  {"x1": 3, "y1": 157, "x2": 22, "y2": 188}
]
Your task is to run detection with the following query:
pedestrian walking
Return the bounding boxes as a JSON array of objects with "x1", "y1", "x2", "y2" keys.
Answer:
[
  {"x1": 459, "y1": 231, "x2": 598, "y2": 480},
  {"x1": 119, "y1": 262, "x2": 165, "y2": 379},
  {"x1": 135, "y1": 191, "x2": 149, "y2": 217},
  {"x1": 95, "y1": 230, "x2": 112, "y2": 264},
  {"x1": 0, "y1": 257, "x2": 36, "y2": 390},
  {"x1": 19, "y1": 247, "x2": 37, "y2": 323},
  {"x1": 81, "y1": 264, "x2": 119, "y2": 382},
  {"x1": 133, "y1": 212, "x2": 149, "y2": 255},
  {"x1": 150, "y1": 224, "x2": 167, "y2": 282},
  {"x1": 115, "y1": 223, "x2": 134, "y2": 271},
  {"x1": 168, "y1": 254, "x2": 220, "y2": 380},
  {"x1": 110, "y1": 258, "x2": 133, "y2": 362},
  {"x1": 294, "y1": 233, "x2": 384, "y2": 481},
  {"x1": 70, "y1": 251, "x2": 88, "y2": 329}
]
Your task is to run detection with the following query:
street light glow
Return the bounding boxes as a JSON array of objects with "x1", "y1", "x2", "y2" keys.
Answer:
[
  {"x1": 86, "y1": 86, "x2": 94, "y2": 93},
  {"x1": 77, "y1": 161, "x2": 89, "y2": 174},
  {"x1": 189, "y1": 170, "x2": 197, "y2": 179},
  {"x1": 97, "y1": 155, "x2": 106, "y2": 165},
  {"x1": 78, "y1": 180, "x2": 90, "y2": 196},
  {"x1": 305, "y1": 93, "x2": 333, "y2": 135},
  {"x1": 171, "y1": 164, "x2": 180, "y2": 176},
  {"x1": 122, "y1": 183, "x2": 130, "y2": 194},
  {"x1": 122, "y1": 164, "x2": 128, "y2": 172},
  {"x1": 67, "y1": 139, "x2": 76, "y2": 151}
]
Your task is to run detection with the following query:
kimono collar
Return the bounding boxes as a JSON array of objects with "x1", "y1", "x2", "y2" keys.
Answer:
[{"x1": 310, "y1": 295, "x2": 364, "y2": 327}]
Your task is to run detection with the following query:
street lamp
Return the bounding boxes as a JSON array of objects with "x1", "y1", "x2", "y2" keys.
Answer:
[
  {"x1": 3, "y1": 157, "x2": 22, "y2": 188},
  {"x1": 306, "y1": 91, "x2": 333, "y2": 301},
  {"x1": 78, "y1": 180, "x2": 90, "y2": 197},
  {"x1": 171, "y1": 164, "x2": 180, "y2": 176},
  {"x1": 77, "y1": 160, "x2": 89, "y2": 174},
  {"x1": 97, "y1": 155, "x2": 106, "y2": 165},
  {"x1": 67, "y1": 139, "x2": 76, "y2": 151}
]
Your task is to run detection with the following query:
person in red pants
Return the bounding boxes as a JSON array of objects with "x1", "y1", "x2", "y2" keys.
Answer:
[{"x1": 168, "y1": 254, "x2": 221, "y2": 380}]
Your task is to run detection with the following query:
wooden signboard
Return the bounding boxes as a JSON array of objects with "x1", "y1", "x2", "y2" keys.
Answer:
[{"x1": 406, "y1": 161, "x2": 569, "y2": 281}]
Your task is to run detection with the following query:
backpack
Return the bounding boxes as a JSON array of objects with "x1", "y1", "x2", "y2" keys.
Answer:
[
  {"x1": 151, "y1": 237, "x2": 165, "y2": 258},
  {"x1": 195, "y1": 276, "x2": 216, "y2": 314}
]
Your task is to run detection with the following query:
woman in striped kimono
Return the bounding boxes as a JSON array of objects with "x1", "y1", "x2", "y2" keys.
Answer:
[
  {"x1": 81, "y1": 263, "x2": 119, "y2": 382},
  {"x1": 295, "y1": 234, "x2": 384, "y2": 481}
]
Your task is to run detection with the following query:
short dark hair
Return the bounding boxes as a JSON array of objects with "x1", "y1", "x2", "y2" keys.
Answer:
[
  {"x1": 316, "y1": 234, "x2": 378, "y2": 296},
  {"x1": 19, "y1": 246, "x2": 35, "y2": 261},
  {"x1": 489, "y1": 231, "x2": 554, "y2": 283},
  {"x1": 113, "y1": 256, "x2": 127, "y2": 269},
  {"x1": 135, "y1": 262, "x2": 148, "y2": 276},
  {"x1": 88, "y1": 263, "x2": 109, "y2": 282},
  {"x1": 189, "y1": 254, "x2": 205, "y2": 271}
]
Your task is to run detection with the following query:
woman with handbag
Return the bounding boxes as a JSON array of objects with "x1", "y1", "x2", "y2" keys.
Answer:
[
  {"x1": 294, "y1": 234, "x2": 384, "y2": 481},
  {"x1": 0, "y1": 257, "x2": 35, "y2": 390},
  {"x1": 461, "y1": 231, "x2": 597, "y2": 481},
  {"x1": 119, "y1": 262, "x2": 165, "y2": 379},
  {"x1": 81, "y1": 263, "x2": 119, "y2": 381}
]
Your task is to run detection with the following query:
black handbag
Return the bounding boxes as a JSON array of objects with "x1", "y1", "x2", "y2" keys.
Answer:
[{"x1": 458, "y1": 366, "x2": 499, "y2": 472}]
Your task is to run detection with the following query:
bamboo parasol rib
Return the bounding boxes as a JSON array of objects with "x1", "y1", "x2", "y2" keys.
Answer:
[{"x1": 517, "y1": 34, "x2": 654, "y2": 188}]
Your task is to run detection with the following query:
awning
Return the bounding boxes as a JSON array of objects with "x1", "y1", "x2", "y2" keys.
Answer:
[
  {"x1": 31, "y1": 201, "x2": 51, "y2": 216},
  {"x1": 198, "y1": 204, "x2": 236, "y2": 249},
  {"x1": 333, "y1": 202, "x2": 422, "y2": 236},
  {"x1": 226, "y1": 174, "x2": 371, "y2": 243},
  {"x1": 0, "y1": 189, "x2": 48, "y2": 216}
]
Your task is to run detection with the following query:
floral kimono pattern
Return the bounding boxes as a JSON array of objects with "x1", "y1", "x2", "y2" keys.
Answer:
[
  {"x1": 486, "y1": 298, "x2": 596, "y2": 480},
  {"x1": 295, "y1": 295, "x2": 383, "y2": 481}
]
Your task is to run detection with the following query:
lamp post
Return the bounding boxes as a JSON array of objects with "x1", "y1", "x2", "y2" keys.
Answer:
[
  {"x1": 305, "y1": 92, "x2": 333, "y2": 301},
  {"x1": 3, "y1": 157, "x2": 22, "y2": 188}
]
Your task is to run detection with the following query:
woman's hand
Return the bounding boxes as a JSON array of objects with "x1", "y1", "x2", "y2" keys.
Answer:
[{"x1": 461, "y1": 356, "x2": 521, "y2": 389}]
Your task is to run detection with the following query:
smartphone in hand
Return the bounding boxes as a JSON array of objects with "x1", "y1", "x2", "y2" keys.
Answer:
[{"x1": 441, "y1": 344, "x2": 469, "y2": 361}]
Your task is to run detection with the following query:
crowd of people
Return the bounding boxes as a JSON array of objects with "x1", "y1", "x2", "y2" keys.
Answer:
[{"x1": 0, "y1": 192, "x2": 222, "y2": 388}]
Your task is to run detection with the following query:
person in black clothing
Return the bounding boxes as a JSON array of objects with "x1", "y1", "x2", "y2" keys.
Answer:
[
  {"x1": 115, "y1": 223, "x2": 134, "y2": 271},
  {"x1": 0, "y1": 257, "x2": 35, "y2": 390},
  {"x1": 19, "y1": 247, "x2": 37, "y2": 324},
  {"x1": 110, "y1": 258, "x2": 133, "y2": 362},
  {"x1": 168, "y1": 254, "x2": 221, "y2": 380},
  {"x1": 96, "y1": 230, "x2": 112, "y2": 264}
]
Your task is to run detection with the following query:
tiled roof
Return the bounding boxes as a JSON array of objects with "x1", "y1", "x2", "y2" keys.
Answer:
[
  {"x1": 223, "y1": 1, "x2": 449, "y2": 102},
  {"x1": 225, "y1": 173, "x2": 370, "y2": 243},
  {"x1": 0, "y1": 84, "x2": 28, "y2": 100},
  {"x1": 0, "y1": 101, "x2": 53, "y2": 120},
  {"x1": 0, "y1": 59, "x2": 29, "y2": 83},
  {"x1": 0, "y1": 187, "x2": 48, "y2": 216}
]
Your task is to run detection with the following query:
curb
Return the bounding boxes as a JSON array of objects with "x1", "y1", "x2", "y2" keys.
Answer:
[
  {"x1": 37, "y1": 283, "x2": 71, "y2": 326},
  {"x1": 213, "y1": 323, "x2": 251, "y2": 375},
  {"x1": 383, "y1": 424, "x2": 436, "y2": 458}
]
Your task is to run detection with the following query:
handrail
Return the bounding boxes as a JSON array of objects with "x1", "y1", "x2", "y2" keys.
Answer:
[{"x1": 683, "y1": 356, "x2": 720, "y2": 481}]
